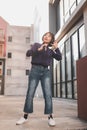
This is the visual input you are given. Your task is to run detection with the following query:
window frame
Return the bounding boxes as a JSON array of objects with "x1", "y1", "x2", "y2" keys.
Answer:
[
  {"x1": 8, "y1": 36, "x2": 12, "y2": 42},
  {"x1": 26, "y1": 37, "x2": 30, "y2": 43},
  {"x1": 7, "y1": 69, "x2": 11, "y2": 76},
  {"x1": 8, "y1": 52, "x2": 12, "y2": 58}
]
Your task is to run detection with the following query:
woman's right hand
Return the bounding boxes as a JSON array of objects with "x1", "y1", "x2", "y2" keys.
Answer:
[{"x1": 38, "y1": 44, "x2": 47, "y2": 51}]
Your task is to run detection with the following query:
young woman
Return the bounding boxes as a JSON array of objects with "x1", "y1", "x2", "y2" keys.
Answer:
[{"x1": 16, "y1": 32, "x2": 62, "y2": 126}]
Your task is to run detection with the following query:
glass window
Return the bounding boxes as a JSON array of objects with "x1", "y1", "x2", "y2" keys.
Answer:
[
  {"x1": 8, "y1": 52, "x2": 12, "y2": 58},
  {"x1": 0, "y1": 61, "x2": 2, "y2": 65},
  {"x1": 60, "y1": 44, "x2": 65, "y2": 82},
  {"x1": 7, "y1": 69, "x2": 11, "y2": 76},
  {"x1": 59, "y1": 0, "x2": 64, "y2": 28},
  {"x1": 71, "y1": 32, "x2": 79, "y2": 79},
  {"x1": 65, "y1": 12, "x2": 70, "y2": 22},
  {"x1": 8, "y1": 36, "x2": 12, "y2": 42},
  {"x1": 64, "y1": 0, "x2": 69, "y2": 15},
  {"x1": 54, "y1": 84, "x2": 57, "y2": 97},
  {"x1": 58, "y1": 84, "x2": 61, "y2": 97},
  {"x1": 26, "y1": 70, "x2": 30, "y2": 75},
  {"x1": 26, "y1": 37, "x2": 30, "y2": 43},
  {"x1": 63, "y1": 0, "x2": 77, "y2": 22},
  {"x1": 57, "y1": 61, "x2": 60, "y2": 83},
  {"x1": 64, "y1": 0, "x2": 70, "y2": 22},
  {"x1": 70, "y1": 0, "x2": 75, "y2": 6},
  {"x1": 74, "y1": 80, "x2": 77, "y2": 99},
  {"x1": 62, "y1": 83, "x2": 66, "y2": 98},
  {"x1": 79, "y1": 25, "x2": 86, "y2": 58},
  {"x1": 67, "y1": 82, "x2": 72, "y2": 98},
  {"x1": 70, "y1": 0, "x2": 76, "y2": 14},
  {"x1": 53, "y1": 59, "x2": 57, "y2": 84},
  {"x1": 77, "y1": 0, "x2": 82, "y2": 4},
  {"x1": 65, "y1": 39, "x2": 71, "y2": 80}
]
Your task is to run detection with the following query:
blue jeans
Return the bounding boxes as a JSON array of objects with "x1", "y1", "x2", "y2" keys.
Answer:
[{"x1": 23, "y1": 65, "x2": 53, "y2": 114}]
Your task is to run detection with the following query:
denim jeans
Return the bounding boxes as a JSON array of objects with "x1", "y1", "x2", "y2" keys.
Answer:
[{"x1": 23, "y1": 65, "x2": 53, "y2": 114}]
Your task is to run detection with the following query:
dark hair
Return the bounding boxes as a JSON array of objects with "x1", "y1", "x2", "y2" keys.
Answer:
[{"x1": 42, "y1": 32, "x2": 55, "y2": 45}]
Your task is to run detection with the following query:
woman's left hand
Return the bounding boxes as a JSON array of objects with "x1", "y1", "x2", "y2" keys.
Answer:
[{"x1": 52, "y1": 41, "x2": 58, "y2": 50}]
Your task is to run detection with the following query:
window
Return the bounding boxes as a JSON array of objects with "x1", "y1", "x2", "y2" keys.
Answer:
[
  {"x1": 70, "y1": 0, "x2": 76, "y2": 6},
  {"x1": 64, "y1": 0, "x2": 69, "y2": 15},
  {"x1": 64, "y1": 0, "x2": 70, "y2": 22},
  {"x1": 59, "y1": 0, "x2": 64, "y2": 28},
  {"x1": 8, "y1": 36, "x2": 12, "y2": 42},
  {"x1": 52, "y1": 22, "x2": 84, "y2": 99},
  {"x1": 8, "y1": 52, "x2": 12, "y2": 58},
  {"x1": 77, "y1": 0, "x2": 82, "y2": 4},
  {"x1": 63, "y1": 0, "x2": 77, "y2": 22},
  {"x1": 53, "y1": 59, "x2": 57, "y2": 84},
  {"x1": 0, "y1": 61, "x2": 2, "y2": 65},
  {"x1": 26, "y1": 37, "x2": 30, "y2": 43},
  {"x1": 7, "y1": 69, "x2": 11, "y2": 76},
  {"x1": 57, "y1": 61, "x2": 61, "y2": 83},
  {"x1": 62, "y1": 83, "x2": 66, "y2": 98},
  {"x1": 58, "y1": 84, "x2": 61, "y2": 97},
  {"x1": 65, "y1": 39, "x2": 71, "y2": 80},
  {"x1": 79, "y1": 25, "x2": 86, "y2": 58},
  {"x1": 0, "y1": 44, "x2": 4, "y2": 57},
  {"x1": 67, "y1": 82, "x2": 72, "y2": 98},
  {"x1": 71, "y1": 32, "x2": 79, "y2": 79},
  {"x1": 60, "y1": 44, "x2": 66, "y2": 98},
  {"x1": 70, "y1": 0, "x2": 76, "y2": 14},
  {"x1": 60, "y1": 44, "x2": 65, "y2": 82},
  {"x1": 26, "y1": 70, "x2": 30, "y2": 75}
]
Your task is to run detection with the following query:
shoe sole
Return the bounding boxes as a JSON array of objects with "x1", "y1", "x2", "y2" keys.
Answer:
[
  {"x1": 16, "y1": 120, "x2": 28, "y2": 125},
  {"x1": 48, "y1": 123, "x2": 56, "y2": 127}
]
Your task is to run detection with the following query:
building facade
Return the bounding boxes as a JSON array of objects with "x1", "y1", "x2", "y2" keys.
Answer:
[
  {"x1": 49, "y1": 0, "x2": 87, "y2": 99},
  {"x1": 0, "y1": 17, "x2": 33, "y2": 95}
]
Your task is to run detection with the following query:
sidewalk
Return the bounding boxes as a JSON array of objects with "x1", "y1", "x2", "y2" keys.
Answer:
[{"x1": 0, "y1": 96, "x2": 87, "y2": 130}]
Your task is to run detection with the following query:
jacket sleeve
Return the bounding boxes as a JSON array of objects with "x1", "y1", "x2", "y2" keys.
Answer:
[
  {"x1": 52, "y1": 48, "x2": 62, "y2": 61},
  {"x1": 26, "y1": 43, "x2": 39, "y2": 57}
]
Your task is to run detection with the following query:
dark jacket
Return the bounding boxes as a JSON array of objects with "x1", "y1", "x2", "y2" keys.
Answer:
[{"x1": 26, "y1": 43, "x2": 62, "y2": 67}]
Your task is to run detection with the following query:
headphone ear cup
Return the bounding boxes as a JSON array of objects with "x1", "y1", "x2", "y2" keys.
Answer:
[{"x1": 51, "y1": 39, "x2": 54, "y2": 44}]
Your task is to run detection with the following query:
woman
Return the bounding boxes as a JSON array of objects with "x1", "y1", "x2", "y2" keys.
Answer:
[{"x1": 16, "y1": 32, "x2": 62, "y2": 126}]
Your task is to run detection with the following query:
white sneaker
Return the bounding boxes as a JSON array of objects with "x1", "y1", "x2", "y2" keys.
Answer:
[
  {"x1": 16, "y1": 117, "x2": 28, "y2": 125},
  {"x1": 48, "y1": 117, "x2": 56, "y2": 127}
]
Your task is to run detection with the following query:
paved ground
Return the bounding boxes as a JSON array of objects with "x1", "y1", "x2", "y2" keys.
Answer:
[{"x1": 0, "y1": 96, "x2": 87, "y2": 130}]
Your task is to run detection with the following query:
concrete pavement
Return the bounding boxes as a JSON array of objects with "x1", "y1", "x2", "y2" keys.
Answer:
[{"x1": 0, "y1": 96, "x2": 87, "y2": 130}]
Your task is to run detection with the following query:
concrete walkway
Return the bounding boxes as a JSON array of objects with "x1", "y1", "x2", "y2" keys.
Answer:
[{"x1": 0, "y1": 96, "x2": 87, "y2": 130}]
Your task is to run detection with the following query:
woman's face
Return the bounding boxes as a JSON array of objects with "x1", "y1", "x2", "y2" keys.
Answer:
[{"x1": 43, "y1": 33, "x2": 52, "y2": 44}]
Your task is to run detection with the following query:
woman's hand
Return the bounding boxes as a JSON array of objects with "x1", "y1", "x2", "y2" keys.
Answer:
[
  {"x1": 38, "y1": 44, "x2": 48, "y2": 51},
  {"x1": 49, "y1": 41, "x2": 58, "y2": 50},
  {"x1": 52, "y1": 41, "x2": 58, "y2": 50}
]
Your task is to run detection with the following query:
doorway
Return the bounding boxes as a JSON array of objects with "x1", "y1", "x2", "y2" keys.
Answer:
[{"x1": 0, "y1": 60, "x2": 5, "y2": 95}]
